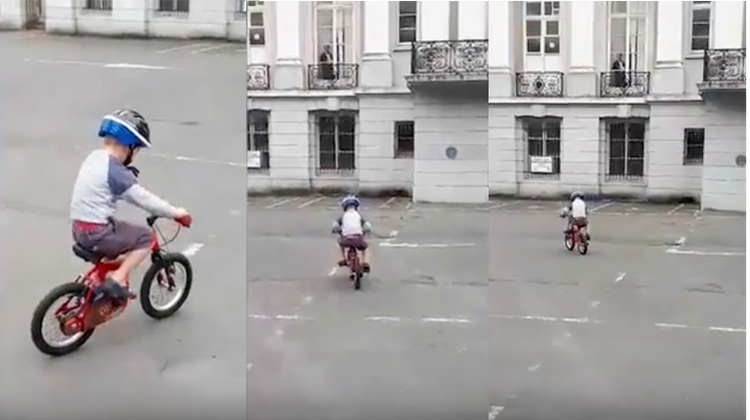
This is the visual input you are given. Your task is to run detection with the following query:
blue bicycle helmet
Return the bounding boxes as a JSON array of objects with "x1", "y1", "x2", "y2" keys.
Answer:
[
  {"x1": 98, "y1": 109, "x2": 151, "y2": 149},
  {"x1": 341, "y1": 195, "x2": 360, "y2": 210},
  {"x1": 570, "y1": 191, "x2": 585, "y2": 201}
]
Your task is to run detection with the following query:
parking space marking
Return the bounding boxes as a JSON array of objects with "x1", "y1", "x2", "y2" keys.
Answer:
[
  {"x1": 379, "y1": 197, "x2": 398, "y2": 208},
  {"x1": 264, "y1": 197, "x2": 301, "y2": 209},
  {"x1": 190, "y1": 45, "x2": 230, "y2": 54},
  {"x1": 667, "y1": 203, "x2": 685, "y2": 216},
  {"x1": 379, "y1": 242, "x2": 476, "y2": 249},
  {"x1": 297, "y1": 196, "x2": 326, "y2": 208},
  {"x1": 589, "y1": 201, "x2": 615, "y2": 212},
  {"x1": 155, "y1": 43, "x2": 208, "y2": 54},
  {"x1": 665, "y1": 248, "x2": 745, "y2": 257},
  {"x1": 181, "y1": 243, "x2": 204, "y2": 257},
  {"x1": 489, "y1": 201, "x2": 520, "y2": 210},
  {"x1": 489, "y1": 406, "x2": 505, "y2": 420}
]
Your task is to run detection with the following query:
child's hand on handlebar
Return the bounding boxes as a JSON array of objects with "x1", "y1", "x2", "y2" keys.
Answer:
[{"x1": 174, "y1": 208, "x2": 192, "y2": 227}]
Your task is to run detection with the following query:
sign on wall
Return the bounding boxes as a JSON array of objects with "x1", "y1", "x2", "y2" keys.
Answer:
[
  {"x1": 530, "y1": 156, "x2": 553, "y2": 174},
  {"x1": 247, "y1": 151, "x2": 261, "y2": 168}
]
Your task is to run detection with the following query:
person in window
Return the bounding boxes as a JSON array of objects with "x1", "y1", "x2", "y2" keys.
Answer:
[
  {"x1": 319, "y1": 45, "x2": 335, "y2": 81},
  {"x1": 611, "y1": 54, "x2": 627, "y2": 89}
]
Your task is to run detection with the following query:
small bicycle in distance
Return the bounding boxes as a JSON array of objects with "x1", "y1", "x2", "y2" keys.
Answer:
[
  {"x1": 30, "y1": 215, "x2": 193, "y2": 356},
  {"x1": 562, "y1": 217, "x2": 590, "y2": 255}
]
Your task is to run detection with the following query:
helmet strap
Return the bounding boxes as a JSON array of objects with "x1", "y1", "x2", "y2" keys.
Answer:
[{"x1": 123, "y1": 146, "x2": 136, "y2": 166}]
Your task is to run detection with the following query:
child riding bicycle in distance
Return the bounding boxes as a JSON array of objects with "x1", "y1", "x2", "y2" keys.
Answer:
[
  {"x1": 560, "y1": 191, "x2": 591, "y2": 240},
  {"x1": 332, "y1": 195, "x2": 372, "y2": 273},
  {"x1": 69, "y1": 109, "x2": 192, "y2": 302}
]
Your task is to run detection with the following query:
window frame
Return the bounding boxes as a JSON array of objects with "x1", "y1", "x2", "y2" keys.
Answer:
[
  {"x1": 247, "y1": 1, "x2": 266, "y2": 45},
  {"x1": 607, "y1": 1, "x2": 648, "y2": 72},
  {"x1": 315, "y1": 112, "x2": 357, "y2": 174},
  {"x1": 605, "y1": 119, "x2": 646, "y2": 180},
  {"x1": 523, "y1": 1, "x2": 561, "y2": 55},
  {"x1": 683, "y1": 127, "x2": 705, "y2": 165},
  {"x1": 84, "y1": 0, "x2": 113, "y2": 11},
  {"x1": 156, "y1": 0, "x2": 190, "y2": 13},
  {"x1": 394, "y1": 121, "x2": 415, "y2": 159},
  {"x1": 397, "y1": 1, "x2": 418, "y2": 44},
  {"x1": 523, "y1": 117, "x2": 562, "y2": 177},
  {"x1": 313, "y1": 1, "x2": 356, "y2": 66},
  {"x1": 689, "y1": 1, "x2": 712, "y2": 53},
  {"x1": 247, "y1": 109, "x2": 270, "y2": 171}
]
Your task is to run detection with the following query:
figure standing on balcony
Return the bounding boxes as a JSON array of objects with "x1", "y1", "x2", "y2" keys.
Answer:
[
  {"x1": 611, "y1": 53, "x2": 627, "y2": 88},
  {"x1": 319, "y1": 45, "x2": 336, "y2": 81}
]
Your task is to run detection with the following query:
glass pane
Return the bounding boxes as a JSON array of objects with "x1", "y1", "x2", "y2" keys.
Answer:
[
  {"x1": 528, "y1": 139, "x2": 543, "y2": 156},
  {"x1": 527, "y1": 120, "x2": 543, "y2": 138},
  {"x1": 317, "y1": 9, "x2": 333, "y2": 27},
  {"x1": 318, "y1": 29, "x2": 333, "y2": 48},
  {"x1": 626, "y1": 159, "x2": 643, "y2": 176},
  {"x1": 543, "y1": 1, "x2": 559, "y2": 16},
  {"x1": 693, "y1": 8, "x2": 710, "y2": 23},
  {"x1": 627, "y1": 141, "x2": 644, "y2": 159},
  {"x1": 611, "y1": 34, "x2": 627, "y2": 57},
  {"x1": 525, "y1": 1, "x2": 541, "y2": 16},
  {"x1": 611, "y1": 1, "x2": 627, "y2": 13},
  {"x1": 693, "y1": 22, "x2": 710, "y2": 37},
  {"x1": 399, "y1": 1, "x2": 417, "y2": 14},
  {"x1": 399, "y1": 15, "x2": 416, "y2": 29},
  {"x1": 627, "y1": 122, "x2": 645, "y2": 140},
  {"x1": 546, "y1": 139, "x2": 560, "y2": 156},
  {"x1": 526, "y1": 20, "x2": 541, "y2": 37},
  {"x1": 545, "y1": 20, "x2": 558, "y2": 36},
  {"x1": 610, "y1": 139, "x2": 625, "y2": 159},
  {"x1": 610, "y1": 17, "x2": 626, "y2": 38},
  {"x1": 527, "y1": 37, "x2": 541, "y2": 53},
  {"x1": 609, "y1": 123, "x2": 626, "y2": 141},
  {"x1": 629, "y1": 1, "x2": 647, "y2": 14},
  {"x1": 400, "y1": 29, "x2": 416, "y2": 43},
  {"x1": 545, "y1": 121, "x2": 561, "y2": 139},
  {"x1": 691, "y1": 36, "x2": 709, "y2": 51},
  {"x1": 250, "y1": 12, "x2": 263, "y2": 26},
  {"x1": 544, "y1": 37, "x2": 560, "y2": 53}
]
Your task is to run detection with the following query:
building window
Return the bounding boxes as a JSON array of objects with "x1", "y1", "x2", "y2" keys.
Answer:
[
  {"x1": 523, "y1": 118, "x2": 561, "y2": 176},
  {"x1": 247, "y1": 110, "x2": 270, "y2": 171},
  {"x1": 606, "y1": 120, "x2": 645, "y2": 180},
  {"x1": 394, "y1": 121, "x2": 414, "y2": 158},
  {"x1": 683, "y1": 128, "x2": 705, "y2": 165},
  {"x1": 690, "y1": 1, "x2": 711, "y2": 52},
  {"x1": 608, "y1": 1, "x2": 647, "y2": 72},
  {"x1": 398, "y1": 2, "x2": 418, "y2": 44},
  {"x1": 248, "y1": 1, "x2": 265, "y2": 45},
  {"x1": 84, "y1": 0, "x2": 112, "y2": 11},
  {"x1": 157, "y1": 0, "x2": 189, "y2": 13},
  {"x1": 524, "y1": 1, "x2": 560, "y2": 54},
  {"x1": 315, "y1": 1, "x2": 354, "y2": 66},
  {"x1": 316, "y1": 113, "x2": 356, "y2": 173}
]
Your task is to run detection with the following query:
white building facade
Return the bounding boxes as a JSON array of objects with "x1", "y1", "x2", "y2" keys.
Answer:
[
  {"x1": 247, "y1": 1, "x2": 490, "y2": 203},
  {"x1": 0, "y1": 0, "x2": 245, "y2": 40},
  {"x1": 489, "y1": 1, "x2": 746, "y2": 212}
]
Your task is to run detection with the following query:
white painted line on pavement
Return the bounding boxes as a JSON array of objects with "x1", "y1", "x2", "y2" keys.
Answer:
[
  {"x1": 488, "y1": 201, "x2": 520, "y2": 210},
  {"x1": 590, "y1": 301, "x2": 601, "y2": 308},
  {"x1": 365, "y1": 316, "x2": 402, "y2": 323},
  {"x1": 190, "y1": 45, "x2": 230, "y2": 54},
  {"x1": 167, "y1": 155, "x2": 245, "y2": 167},
  {"x1": 422, "y1": 317, "x2": 472, "y2": 324},
  {"x1": 589, "y1": 201, "x2": 615, "y2": 213},
  {"x1": 491, "y1": 314, "x2": 599, "y2": 324},
  {"x1": 297, "y1": 196, "x2": 326, "y2": 208},
  {"x1": 379, "y1": 242, "x2": 476, "y2": 249},
  {"x1": 229, "y1": 209, "x2": 241, "y2": 217},
  {"x1": 675, "y1": 236, "x2": 686, "y2": 247},
  {"x1": 665, "y1": 248, "x2": 745, "y2": 257},
  {"x1": 103, "y1": 63, "x2": 170, "y2": 70},
  {"x1": 156, "y1": 43, "x2": 208, "y2": 53},
  {"x1": 666, "y1": 203, "x2": 685, "y2": 216},
  {"x1": 380, "y1": 197, "x2": 397, "y2": 208},
  {"x1": 614, "y1": 272, "x2": 626, "y2": 283},
  {"x1": 327, "y1": 267, "x2": 338, "y2": 276},
  {"x1": 528, "y1": 364, "x2": 541, "y2": 372},
  {"x1": 265, "y1": 197, "x2": 300, "y2": 209},
  {"x1": 655, "y1": 323, "x2": 745, "y2": 333},
  {"x1": 489, "y1": 406, "x2": 504, "y2": 420},
  {"x1": 181, "y1": 243, "x2": 204, "y2": 257}
]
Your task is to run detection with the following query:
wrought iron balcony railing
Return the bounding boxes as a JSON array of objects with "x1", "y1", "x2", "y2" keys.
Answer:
[
  {"x1": 702, "y1": 48, "x2": 746, "y2": 88},
  {"x1": 410, "y1": 39, "x2": 488, "y2": 80},
  {"x1": 600, "y1": 71, "x2": 650, "y2": 97},
  {"x1": 516, "y1": 72, "x2": 564, "y2": 97},
  {"x1": 308, "y1": 63, "x2": 359, "y2": 90},
  {"x1": 247, "y1": 64, "x2": 270, "y2": 90}
]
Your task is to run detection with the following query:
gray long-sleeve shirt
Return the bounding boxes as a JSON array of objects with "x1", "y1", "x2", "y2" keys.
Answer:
[{"x1": 70, "y1": 149, "x2": 179, "y2": 223}]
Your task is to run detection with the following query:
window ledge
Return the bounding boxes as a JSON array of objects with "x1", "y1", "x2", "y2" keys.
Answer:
[{"x1": 393, "y1": 43, "x2": 412, "y2": 53}]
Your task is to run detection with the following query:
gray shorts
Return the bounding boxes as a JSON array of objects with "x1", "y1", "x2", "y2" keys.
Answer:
[{"x1": 72, "y1": 219, "x2": 152, "y2": 258}]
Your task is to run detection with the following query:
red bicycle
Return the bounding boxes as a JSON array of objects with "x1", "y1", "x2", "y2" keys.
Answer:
[
  {"x1": 345, "y1": 246, "x2": 365, "y2": 290},
  {"x1": 564, "y1": 223, "x2": 589, "y2": 255},
  {"x1": 30, "y1": 215, "x2": 193, "y2": 356}
]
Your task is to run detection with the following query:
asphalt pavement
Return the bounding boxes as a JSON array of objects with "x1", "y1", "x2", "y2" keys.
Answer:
[
  {"x1": 247, "y1": 198, "x2": 489, "y2": 420},
  {"x1": 0, "y1": 33, "x2": 246, "y2": 419},
  {"x1": 490, "y1": 199, "x2": 745, "y2": 420}
]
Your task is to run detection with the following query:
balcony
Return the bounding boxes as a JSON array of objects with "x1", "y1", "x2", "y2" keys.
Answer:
[
  {"x1": 699, "y1": 48, "x2": 746, "y2": 93},
  {"x1": 247, "y1": 64, "x2": 270, "y2": 90},
  {"x1": 516, "y1": 72, "x2": 564, "y2": 97},
  {"x1": 599, "y1": 71, "x2": 650, "y2": 97},
  {"x1": 406, "y1": 39, "x2": 488, "y2": 85},
  {"x1": 307, "y1": 63, "x2": 359, "y2": 90}
]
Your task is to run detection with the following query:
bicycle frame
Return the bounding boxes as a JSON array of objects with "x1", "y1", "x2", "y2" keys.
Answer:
[{"x1": 345, "y1": 247, "x2": 360, "y2": 273}]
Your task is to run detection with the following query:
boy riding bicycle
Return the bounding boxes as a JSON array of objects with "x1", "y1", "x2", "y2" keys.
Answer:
[
  {"x1": 332, "y1": 195, "x2": 371, "y2": 273},
  {"x1": 560, "y1": 191, "x2": 591, "y2": 240},
  {"x1": 69, "y1": 109, "x2": 191, "y2": 302}
]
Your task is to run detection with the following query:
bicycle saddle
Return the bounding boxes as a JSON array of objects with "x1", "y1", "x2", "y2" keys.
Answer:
[{"x1": 71, "y1": 244, "x2": 104, "y2": 263}]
